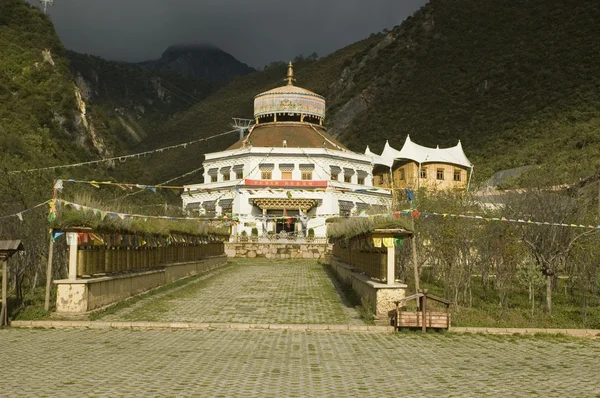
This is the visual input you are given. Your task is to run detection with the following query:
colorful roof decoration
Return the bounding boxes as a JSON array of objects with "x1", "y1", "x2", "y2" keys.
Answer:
[{"x1": 253, "y1": 62, "x2": 326, "y2": 121}]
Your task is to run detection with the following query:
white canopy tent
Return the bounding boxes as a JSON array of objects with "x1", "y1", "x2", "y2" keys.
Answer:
[{"x1": 365, "y1": 135, "x2": 474, "y2": 190}]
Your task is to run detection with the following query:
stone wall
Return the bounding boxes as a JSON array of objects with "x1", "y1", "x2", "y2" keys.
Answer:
[
  {"x1": 329, "y1": 256, "x2": 407, "y2": 320},
  {"x1": 55, "y1": 255, "x2": 227, "y2": 314},
  {"x1": 225, "y1": 242, "x2": 331, "y2": 259}
]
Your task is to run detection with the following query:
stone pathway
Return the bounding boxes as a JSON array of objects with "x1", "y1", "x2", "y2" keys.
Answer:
[
  {"x1": 101, "y1": 258, "x2": 363, "y2": 325},
  {"x1": 2, "y1": 328, "x2": 599, "y2": 397}
]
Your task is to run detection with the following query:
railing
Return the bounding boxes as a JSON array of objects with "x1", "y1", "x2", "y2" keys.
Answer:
[
  {"x1": 67, "y1": 230, "x2": 225, "y2": 278},
  {"x1": 234, "y1": 233, "x2": 328, "y2": 244}
]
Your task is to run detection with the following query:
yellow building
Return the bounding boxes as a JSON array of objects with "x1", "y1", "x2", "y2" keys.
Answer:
[{"x1": 366, "y1": 135, "x2": 473, "y2": 191}]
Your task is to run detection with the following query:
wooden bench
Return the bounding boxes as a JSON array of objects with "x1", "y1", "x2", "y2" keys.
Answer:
[{"x1": 393, "y1": 292, "x2": 451, "y2": 332}]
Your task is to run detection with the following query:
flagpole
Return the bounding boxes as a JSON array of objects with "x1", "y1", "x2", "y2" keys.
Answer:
[{"x1": 44, "y1": 180, "x2": 58, "y2": 311}]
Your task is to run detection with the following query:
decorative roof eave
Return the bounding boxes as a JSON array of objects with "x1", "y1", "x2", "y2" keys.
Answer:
[
  {"x1": 254, "y1": 110, "x2": 325, "y2": 119},
  {"x1": 254, "y1": 91, "x2": 325, "y2": 100}
]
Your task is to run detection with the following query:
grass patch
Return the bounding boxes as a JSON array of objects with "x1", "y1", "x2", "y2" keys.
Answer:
[
  {"x1": 420, "y1": 275, "x2": 600, "y2": 329},
  {"x1": 322, "y1": 263, "x2": 375, "y2": 325},
  {"x1": 8, "y1": 287, "x2": 54, "y2": 321}
]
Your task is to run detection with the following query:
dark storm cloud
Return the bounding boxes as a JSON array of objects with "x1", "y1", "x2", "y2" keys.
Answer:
[{"x1": 29, "y1": 0, "x2": 428, "y2": 67}]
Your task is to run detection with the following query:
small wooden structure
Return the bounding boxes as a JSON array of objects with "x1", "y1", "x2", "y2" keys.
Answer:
[
  {"x1": 0, "y1": 240, "x2": 24, "y2": 327},
  {"x1": 393, "y1": 292, "x2": 451, "y2": 332}
]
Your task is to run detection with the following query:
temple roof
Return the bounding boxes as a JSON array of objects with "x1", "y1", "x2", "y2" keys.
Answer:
[
  {"x1": 253, "y1": 62, "x2": 326, "y2": 121},
  {"x1": 227, "y1": 122, "x2": 348, "y2": 151},
  {"x1": 255, "y1": 84, "x2": 323, "y2": 98},
  {"x1": 366, "y1": 135, "x2": 473, "y2": 169}
]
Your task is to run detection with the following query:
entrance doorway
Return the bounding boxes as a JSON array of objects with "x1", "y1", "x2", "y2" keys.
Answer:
[{"x1": 276, "y1": 218, "x2": 296, "y2": 233}]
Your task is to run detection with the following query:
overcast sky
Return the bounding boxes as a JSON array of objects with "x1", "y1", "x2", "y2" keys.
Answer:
[{"x1": 28, "y1": 0, "x2": 428, "y2": 67}]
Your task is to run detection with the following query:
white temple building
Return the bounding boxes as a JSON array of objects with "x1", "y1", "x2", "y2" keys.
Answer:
[{"x1": 182, "y1": 63, "x2": 391, "y2": 238}]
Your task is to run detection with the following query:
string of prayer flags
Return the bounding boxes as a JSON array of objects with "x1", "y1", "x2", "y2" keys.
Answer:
[
  {"x1": 382, "y1": 237, "x2": 395, "y2": 248},
  {"x1": 47, "y1": 200, "x2": 57, "y2": 223},
  {"x1": 54, "y1": 179, "x2": 64, "y2": 192},
  {"x1": 51, "y1": 230, "x2": 64, "y2": 242}
]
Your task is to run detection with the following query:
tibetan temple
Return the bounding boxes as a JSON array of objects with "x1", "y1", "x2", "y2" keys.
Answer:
[{"x1": 182, "y1": 63, "x2": 391, "y2": 237}]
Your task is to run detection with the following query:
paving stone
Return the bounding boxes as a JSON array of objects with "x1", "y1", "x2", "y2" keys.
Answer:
[
  {"x1": 1, "y1": 328, "x2": 599, "y2": 397},
  {"x1": 100, "y1": 258, "x2": 363, "y2": 325}
]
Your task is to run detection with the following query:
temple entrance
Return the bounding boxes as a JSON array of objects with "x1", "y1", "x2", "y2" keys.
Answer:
[
  {"x1": 275, "y1": 217, "x2": 296, "y2": 233},
  {"x1": 252, "y1": 198, "x2": 317, "y2": 236}
]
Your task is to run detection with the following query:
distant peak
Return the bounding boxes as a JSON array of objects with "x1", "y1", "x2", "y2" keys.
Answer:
[{"x1": 165, "y1": 43, "x2": 222, "y2": 52}]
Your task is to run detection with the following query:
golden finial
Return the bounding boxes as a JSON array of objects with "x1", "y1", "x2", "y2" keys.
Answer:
[{"x1": 285, "y1": 62, "x2": 295, "y2": 85}]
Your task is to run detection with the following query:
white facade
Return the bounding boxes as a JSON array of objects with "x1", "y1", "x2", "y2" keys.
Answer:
[
  {"x1": 182, "y1": 65, "x2": 391, "y2": 238},
  {"x1": 183, "y1": 147, "x2": 390, "y2": 237}
]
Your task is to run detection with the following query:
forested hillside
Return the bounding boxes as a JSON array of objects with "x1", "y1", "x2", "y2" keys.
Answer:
[
  {"x1": 68, "y1": 51, "x2": 217, "y2": 148},
  {"x1": 146, "y1": 0, "x2": 600, "y2": 185},
  {"x1": 0, "y1": 0, "x2": 100, "y2": 172}
]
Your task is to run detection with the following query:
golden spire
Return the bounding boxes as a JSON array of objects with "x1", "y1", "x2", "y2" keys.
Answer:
[{"x1": 285, "y1": 62, "x2": 295, "y2": 85}]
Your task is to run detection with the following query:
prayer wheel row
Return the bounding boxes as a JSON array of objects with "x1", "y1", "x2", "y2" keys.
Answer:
[
  {"x1": 75, "y1": 243, "x2": 225, "y2": 278},
  {"x1": 332, "y1": 245, "x2": 387, "y2": 281}
]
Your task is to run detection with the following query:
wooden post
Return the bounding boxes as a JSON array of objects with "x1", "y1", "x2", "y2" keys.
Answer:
[
  {"x1": 421, "y1": 295, "x2": 427, "y2": 333},
  {"x1": 67, "y1": 232, "x2": 78, "y2": 280},
  {"x1": 1, "y1": 258, "x2": 7, "y2": 327},
  {"x1": 386, "y1": 243, "x2": 395, "y2": 286},
  {"x1": 411, "y1": 216, "x2": 420, "y2": 294},
  {"x1": 44, "y1": 237, "x2": 54, "y2": 311}
]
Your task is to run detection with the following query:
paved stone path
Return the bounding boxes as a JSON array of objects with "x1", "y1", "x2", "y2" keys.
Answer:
[
  {"x1": 2, "y1": 328, "x2": 599, "y2": 397},
  {"x1": 101, "y1": 258, "x2": 363, "y2": 325}
]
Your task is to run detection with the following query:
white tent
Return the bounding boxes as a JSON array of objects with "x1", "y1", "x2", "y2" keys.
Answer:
[
  {"x1": 366, "y1": 135, "x2": 473, "y2": 169},
  {"x1": 365, "y1": 135, "x2": 474, "y2": 190},
  {"x1": 365, "y1": 145, "x2": 394, "y2": 168}
]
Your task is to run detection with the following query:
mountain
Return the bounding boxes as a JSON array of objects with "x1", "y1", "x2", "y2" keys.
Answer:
[
  {"x1": 139, "y1": 44, "x2": 255, "y2": 84},
  {"x1": 67, "y1": 51, "x2": 217, "y2": 147},
  {"x1": 0, "y1": 0, "x2": 108, "y2": 175},
  {"x1": 146, "y1": 0, "x2": 600, "y2": 186}
]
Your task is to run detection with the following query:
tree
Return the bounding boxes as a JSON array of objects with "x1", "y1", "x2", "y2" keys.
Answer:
[{"x1": 503, "y1": 188, "x2": 593, "y2": 315}]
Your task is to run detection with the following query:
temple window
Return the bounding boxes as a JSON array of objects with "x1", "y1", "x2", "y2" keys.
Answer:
[
  {"x1": 398, "y1": 168, "x2": 405, "y2": 180},
  {"x1": 208, "y1": 168, "x2": 219, "y2": 183},
  {"x1": 357, "y1": 170, "x2": 367, "y2": 186},
  {"x1": 233, "y1": 165, "x2": 244, "y2": 180},
  {"x1": 261, "y1": 171, "x2": 272, "y2": 180},
  {"x1": 420, "y1": 168, "x2": 427, "y2": 179},
  {"x1": 279, "y1": 164, "x2": 294, "y2": 180},
  {"x1": 300, "y1": 164, "x2": 314, "y2": 180},
  {"x1": 454, "y1": 170, "x2": 462, "y2": 181},
  {"x1": 343, "y1": 168, "x2": 355, "y2": 184},
  {"x1": 259, "y1": 163, "x2": 274, "y2": 180},
  {"x1": 220, "y1": 167, "x2": 231, "y2": 182},
  {"x1": 437, "y1": 168, "x2": 445, "y2": 180},
  {"x1": 330, "y1": 166, "x2": 341, "y2": 181}
]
